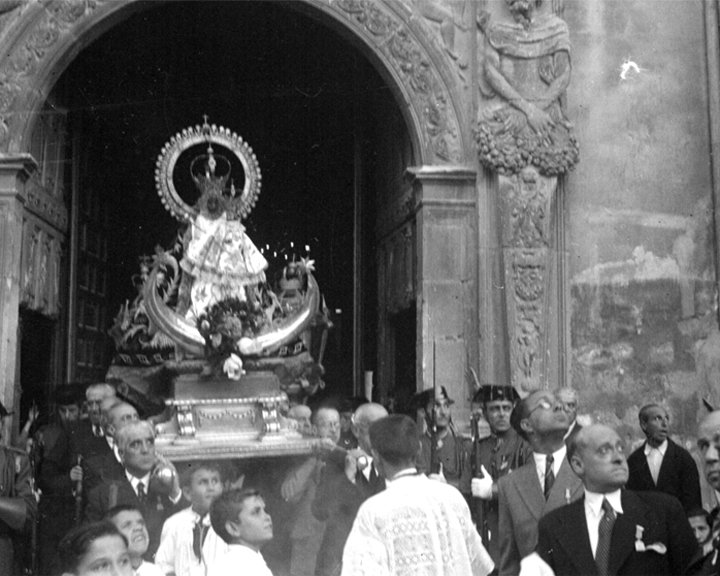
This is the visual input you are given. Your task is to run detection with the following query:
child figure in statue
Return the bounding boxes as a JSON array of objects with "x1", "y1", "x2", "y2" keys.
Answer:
[{"x1": 178, "y1": 145, "x2": 268, "y2": 321}]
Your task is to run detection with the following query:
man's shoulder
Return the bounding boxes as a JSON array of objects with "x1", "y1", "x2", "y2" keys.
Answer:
[
  {"x1": 627, "y1": 442, "x2": 647, "y2": 460},
  {"x1": 539, "y1": 496, "x2": 583, "y2": 525},
  {"x1": 666, "y1": 438, "x2": 695, "y2": 460},
  {"x1": 497, "y1": 458, "x2": 535, "y2": 489},
  {"x1": 625, "y1": 488, "x2": 683, "y2": 511},
  {"x1": 164, "y1": 505, "x2": 193, "y2": 526}
]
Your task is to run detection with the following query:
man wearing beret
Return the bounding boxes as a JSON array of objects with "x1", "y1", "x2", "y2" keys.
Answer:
[
  {"x1": 417, "y1": 386, "x2": 472, "y2": 493},
  {"x1": 470, "y1": 384, "x2": 532, "y2": 567}
]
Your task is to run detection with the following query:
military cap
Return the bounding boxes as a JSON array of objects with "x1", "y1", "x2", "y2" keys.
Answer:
[
  {"x1": 434, "y1": 385, "x2": 454, "y2": 404},
  {"x1": 472, "y1": 384, "x2": 519, "y2": 405}
]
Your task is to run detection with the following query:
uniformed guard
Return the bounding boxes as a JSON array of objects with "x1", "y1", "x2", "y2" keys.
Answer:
[
  {"x1": 417, "y1": 387, "x2": 472, "y2": 495},
  {"x1": 0, "y1": 399, "x2": 38, "y2": 574},
  {"x1": 469, "y1": 384, "x2": 531, "y2": 566}
]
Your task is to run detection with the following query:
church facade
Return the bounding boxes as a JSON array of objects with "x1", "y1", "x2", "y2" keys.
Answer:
[{"x1": 0, "y1": 0, "x2": 716, "y2": 441}]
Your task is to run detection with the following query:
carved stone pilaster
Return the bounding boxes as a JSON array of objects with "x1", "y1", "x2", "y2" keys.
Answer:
[
  {"x1": 0, "y1": 154, "x2": 36, "y2": 417},
  {"x1": 477, "y1": 0, "x2": 576, "y2": 393}
]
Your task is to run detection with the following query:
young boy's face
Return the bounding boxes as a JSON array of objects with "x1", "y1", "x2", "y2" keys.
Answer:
[
  {"x1": 233, "y1": 496, "x2": 273, "y2": 550},
  {"x1": 184, "y1": 468, "x2": 223, "y2": 516},
  {"x1": 110, "y1": 509, "x2": 149, "y2": 558},
  {"x1": 689, "y1": 515, "x2": 712, "y2": 546}
]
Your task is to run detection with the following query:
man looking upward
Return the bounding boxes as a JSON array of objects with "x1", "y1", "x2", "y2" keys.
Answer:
[
  {"x1": 626, "y1": 403, "x2": 701, "y2": 512},
  {"x1": 496, "y1": 389, "x2": 583, "y2": 575},
  {"x1": 532, "y1": 424, "x2": 697, "y2": 575}
]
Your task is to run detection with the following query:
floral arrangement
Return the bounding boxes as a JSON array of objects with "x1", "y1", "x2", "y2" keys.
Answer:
[{"x1": 196, "y1": 287, "x2": 271, "y2": 379}]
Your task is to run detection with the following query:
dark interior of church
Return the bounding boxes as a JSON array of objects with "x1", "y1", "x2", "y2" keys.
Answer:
[{"x1": 49, "y1": 0, "x2": 408, "y2": 402}]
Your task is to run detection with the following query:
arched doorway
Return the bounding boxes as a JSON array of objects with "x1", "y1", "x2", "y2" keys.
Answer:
[{"x1": 0, "y1": 0, "x2": 479, "y2": 429}]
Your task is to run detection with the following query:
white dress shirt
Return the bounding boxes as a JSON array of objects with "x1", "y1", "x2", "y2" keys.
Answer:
[
  {"x1": 126, "y1": 471, "x2": 151, "y2": 497},
  {"x1": 155, "y1": 506, "x2": 230, "y2": 576},
  {"x1": 584, "y1": 488, "x2": 623, "y2": 557},
  {"x1": 533, "y1": 445, "x2": 567, "y2": 492},
  {"x1": 644, "y1": 440, "x2": 667, "y2": 484}
]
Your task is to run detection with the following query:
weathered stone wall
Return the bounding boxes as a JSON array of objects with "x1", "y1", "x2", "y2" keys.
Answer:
[{"x1": 564, "y1": 0, "x2": 715, "y2": 445}]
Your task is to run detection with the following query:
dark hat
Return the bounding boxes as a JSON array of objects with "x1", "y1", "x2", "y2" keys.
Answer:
[
  {"x1": 473, "y1": 384, "x2": 520, "y2": 405},
  {"x1": 434, "y1": 386, "x2": 454, "y2": 404},
  {"x1": 0, "y1": 400, "x2": 12, "y2": 418},
  {"x1": 409, "y1": 389, "x2": 434, "y2": 412}
]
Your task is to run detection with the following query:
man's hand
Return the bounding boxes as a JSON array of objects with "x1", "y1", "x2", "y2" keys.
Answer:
[
  {"x1": 345, "y1": 448, "x2": 366, "y2": 483},
  {"x1": 70, "y1": 465, "x2": 83, "y2": 483},
  {"x1": 471, "y1": 465, "x2": 493, "y2": 499}
]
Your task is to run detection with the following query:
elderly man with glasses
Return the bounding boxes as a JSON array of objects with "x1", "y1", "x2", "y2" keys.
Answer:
[{"x1": 496, "y1": 389, "x2": 584, "y2": 576}]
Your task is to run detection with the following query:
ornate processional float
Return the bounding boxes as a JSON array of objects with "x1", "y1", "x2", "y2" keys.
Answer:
[{"x1": 106, "y1": 118, "x2": 330, "y2": 460}]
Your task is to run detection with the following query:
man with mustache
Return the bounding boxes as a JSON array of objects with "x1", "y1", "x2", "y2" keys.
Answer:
[{"x1": 626, "y1": 404, "x2": 701, "y2": 513}]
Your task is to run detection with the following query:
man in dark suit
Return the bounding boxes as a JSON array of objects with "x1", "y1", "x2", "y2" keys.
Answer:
[
  {"x1": 312, "y1": 402, "x2": 388, "y2": 576},
  {"x1": 85, "y1": 419, "x2": 182, "y2": 559},
  {"x1": 69, "y1": 383, "x2": 116, "y2": 484},
  {"x1": 497, "y1": 389, "x2": 584, "y2": 576},
  {"x1": 626, "y1": 403, "x2": 701, "y2": 512},
  {"x1": 82, "y1": 400, "x2": 139, "y2": 493},
  {"x1": 533, "y1": 424, "x2": 697, "y2": 576}
]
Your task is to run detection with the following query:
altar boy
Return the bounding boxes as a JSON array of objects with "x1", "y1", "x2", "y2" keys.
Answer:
[{"x1": 155, "y1": 462, "x2": 229, "y2": 576}]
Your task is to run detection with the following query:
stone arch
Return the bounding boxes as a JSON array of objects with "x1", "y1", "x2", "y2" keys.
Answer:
[{"x1": 0, "y1": 0, "x2": 471, "y2": 166}]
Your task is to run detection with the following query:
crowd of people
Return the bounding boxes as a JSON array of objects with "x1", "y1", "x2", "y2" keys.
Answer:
[{"x1": 2, "y1": 380, "x2": 720, "y2": 575}]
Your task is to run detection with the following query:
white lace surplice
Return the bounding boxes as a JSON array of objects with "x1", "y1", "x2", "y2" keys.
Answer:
[{"x1": 341, "y1": 474, "x2": 494, "y2": 576}]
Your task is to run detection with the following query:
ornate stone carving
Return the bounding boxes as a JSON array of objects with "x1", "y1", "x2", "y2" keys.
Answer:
[
  {"x1": 0, "y1": 0, "x2": 107, "y2": 150},
  {"x1": 20, "y1": 220, "x2": 62, "y2": 316},
  {"x1": 506, "y1": 248, "x2": 547, "y2": 392},
  {"x1": 476, "y1": 0, "x2": 578, "y2": 176},
  {"x1": 336, "y1": 0, "x2": 462, "y2": 163},
  {"x1": 0, "y1": 1, "x2": 463, "y2": 165},
  {"x1": 24, "y1": 176, "x2": 68, "y2": 230},
  {"x1": 482, "y1": 1, "x2": 576, "y2": 392},
  {"x1": 415, "y1": 0, "x2": 469, "y2": 69},
  {"x1": 501, "y1": 166, "x2": 554, "y2": 248}
]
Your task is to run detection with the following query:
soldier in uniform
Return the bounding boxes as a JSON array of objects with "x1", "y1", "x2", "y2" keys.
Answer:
[
  {"x1": 469, "y1": 384, "x2": 531, "y2": 568},
  {"x1": 417, "y1": 387, "x2": 472, "y2": 494},
  {"x1": 0, "y1": 399, "x2": 38, "y2": 574}
]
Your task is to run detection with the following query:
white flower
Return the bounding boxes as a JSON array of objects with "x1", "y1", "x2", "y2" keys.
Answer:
[
  {"x1": 238, "y1": 337, "x2": 263, "y2": 355},
  {"x1": 300, "y1": 257, "x2": 316, "y2": 273},
  {"x1": 223, "y1": 353, "x2": 245, "y2": 380}
]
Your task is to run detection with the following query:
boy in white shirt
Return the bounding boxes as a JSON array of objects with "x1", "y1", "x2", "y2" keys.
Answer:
[
  {"x1": 155, "y1": 462, "x2": 229, "y2": 576},
  {"x1": 106, "y1": 505, "x2": 165, "y2": 576},
  {"x1": 209, "y1": 488, "x2": 273, "y2": 576}
]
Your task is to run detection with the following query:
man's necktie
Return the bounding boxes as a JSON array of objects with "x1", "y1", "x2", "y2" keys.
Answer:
[
  {"x1": 193, "y1": 516, "x2": 209, "y2": 561},
  {"x1": 93, "y1": 425, "x2": 104, "y2": 438},
  {"x1": 595, "y1": 498, "x2": 616, "y2": 576},
  {"x1": 544, "y1": 454, "x2": 555, "y2": 499},
  {"x1": 136, "y1": 482, "x2": 146, "y2": 507}
]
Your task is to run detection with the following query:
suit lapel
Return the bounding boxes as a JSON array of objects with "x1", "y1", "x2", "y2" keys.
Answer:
[
  {"x1": 656, "y1": 440, "x2": 674, "y2": 489},
  {"x1": 513, "y1": 463, "x2": 545, "y2": 522},
  {"x1": 608, "y1": 490, "x2": 649, "y2": 574},
  {"x1": 555, "y1": 499, "x2": 598, "y2": 576},
  {"x1": 545, "y1": 458, "x2": 582, "y2": 511}
]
